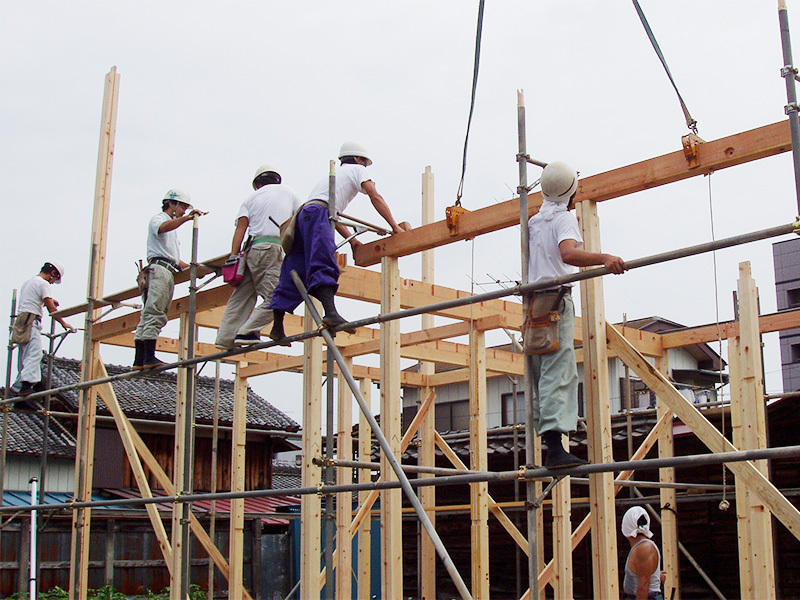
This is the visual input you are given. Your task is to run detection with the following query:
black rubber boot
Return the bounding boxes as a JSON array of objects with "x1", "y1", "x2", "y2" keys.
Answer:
[
  {"x1": 132, "y1": 339, "x2": 145, "y2": 371},
  {"x1": 314, "y1": 286, "x2": 356, "y2": 334},
  {"x1": 543, "y1": 430, "x2": 587, "y2": 469},
  {"x1": 269, "y1": 311, "x2": 292, "y2": 346},
  {"x1": 142, "y1": 339, "x2": 166, "y2": 369}
]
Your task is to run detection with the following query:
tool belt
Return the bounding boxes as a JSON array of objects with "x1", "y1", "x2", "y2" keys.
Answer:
[
  {"x1": 279, "y1": 200, "x2": 328, "y2": 254},
  {"x1": 148, "y1": 256, "x2": 181, "y2": 274},
  {"x1": 11, "y1": 312, "x2": 40, "y2": 345},
  {"x1": 522, "y1": 287, "x2": 569, "y2": 355}
]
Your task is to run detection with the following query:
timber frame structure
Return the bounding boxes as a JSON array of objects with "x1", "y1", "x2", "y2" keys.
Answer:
[{"x1": 5, "y1": 10, "x2": 800, "y2": 596}]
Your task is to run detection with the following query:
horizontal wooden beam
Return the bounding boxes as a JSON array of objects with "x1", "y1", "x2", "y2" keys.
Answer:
[
  {"x1": 354, "y1": 120, "x2": 794, "y2": 266},
  {"x1": 661, "y1": 309, "x2": 800, "y2": 349}
]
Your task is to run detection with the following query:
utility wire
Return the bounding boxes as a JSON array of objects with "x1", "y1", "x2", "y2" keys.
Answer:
[
  {"x1": 632, "y1": 0, "x2": 698, "y2": 133},
  {"x1": 455, "y1": 0, "x2": 486, "y2": 207}
]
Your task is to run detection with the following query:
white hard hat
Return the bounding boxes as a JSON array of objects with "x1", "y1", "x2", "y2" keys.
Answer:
[
  {"x1": 163, "y1": 188, "x2": 192, "y2": 207},
  {"x1": 46, "y1": 260, "x2": 65, "y2": 283},
  {"x1": 253, "y1": 164, "x2": 281, "y2": 189},
  {"x1": 540, "y1": 161, "x2": 579, "y2": 204},
  {"x1": 338, "y1": 141, "x2": 372, "y2": 166}
]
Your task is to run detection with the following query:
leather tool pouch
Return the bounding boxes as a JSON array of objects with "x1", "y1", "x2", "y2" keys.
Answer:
[
  {"x1": 136, "y1": 260, "x2": 151, "y2": 298},
  {"x1": 523, "y1": 288, "x2": 567, "y2": 356},
  {"x1": 11, "y1": 312, "x2": 36, "y2": 345}
]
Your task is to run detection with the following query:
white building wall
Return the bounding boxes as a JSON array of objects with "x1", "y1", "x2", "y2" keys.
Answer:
[{"x1": 3, "y1": 456, "x2": 75, "y2": 492}]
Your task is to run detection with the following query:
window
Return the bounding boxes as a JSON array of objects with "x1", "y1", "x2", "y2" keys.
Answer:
[
  {"x1": 501, "y1": 391, "x2": 526, "y2": 426},
  {"x1": 618, "y1": 378, "x2": 653, "y2": 411},
  {"x1": 788, "y1": 287, "x2": 800, "y2": 308},
  {"x1": 435, "y1": 400, "x2": 470, "y2": 432},
  {"x1": 792, "y1": 343, "x2": 800, "y2": 364}
]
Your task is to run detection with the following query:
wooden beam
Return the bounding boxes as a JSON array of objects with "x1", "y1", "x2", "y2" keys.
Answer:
[
  {"x1": 70, "y1": 66, "x2": 119, "y2": 600},
  {"x1": 354, "y1": 119, "x2": 795, "y2": 266},
  {"x1": 170, "y1": 315, "x2": 190, "y2": 600},
  {"x1": 661, "y1": 308, "x2": 800, "y2": 348},
  {"x1": 229, "y1": 362, "x2": 249, "y2": 599},
  {"x1": 301, "y1": 303, "x2": 323, "y2": 600},
  {"x1": 577, "y1": 200, "x2": 619, "y2": 600},
  {"x1": 469, "y1": 328, "x2": 490, "y2": 599},
  {"x1": 336, "y1": 358, "x2": 354, "y2": 600},
  {"x1": 380, "y1": 257, "x2": 403, "y2": 599},
  {"x1": 606, "y1": 323, "x2": 800, "y2": 539},
  {"x1": 357, "y1": 378, "x2": 373, "y2": 600}
]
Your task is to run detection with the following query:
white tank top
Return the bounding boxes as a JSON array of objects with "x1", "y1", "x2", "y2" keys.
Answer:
[{"x1": 623, "y1": 538, "x2": 662, "y2": 596}]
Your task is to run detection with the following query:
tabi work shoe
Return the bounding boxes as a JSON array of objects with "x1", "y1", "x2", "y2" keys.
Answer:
[
  {"x1": 141, "y1": 339, "x2": 166, "y2": 369},
  {"x1": 234, "y1": 333, "x2": 261, "y2": 346},
  {"x1": 314, "y1": 286, "x2": 357, "y2": 335},
  {"x1": 543, "y1": 431, "x2": 588, "y2": 470},
  {"x1": 132, "y1": 339, "x2": 145, "y2": 371},
  {"x1": 268, "y1": 311, "x2": 292, "y2": 347}
]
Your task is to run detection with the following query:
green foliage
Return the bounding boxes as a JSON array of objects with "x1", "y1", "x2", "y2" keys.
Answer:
[
  {"x1": 142, "y1": 584, "x2": 205, "y2": 600},
  {"x1": 40, "y1": 588, "x2": 68, "y2": 600},
  {"x1": 3, "y1": 583, "x2": 205, "y2": 600},
  {"x1": 88, "y1": 585, "x2": 125, "y2": 600}
]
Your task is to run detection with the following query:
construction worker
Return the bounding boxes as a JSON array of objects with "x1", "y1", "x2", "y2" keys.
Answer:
[
  {"x1": 621, "y1": 506, "x2": 666, "y2": 600},
  {"x1": 268, "y1": 141, "x2": 404, "y2": 341},
  {"x1": 11, "y1": 261, "x2": 76, "y2": 397},
  {"x1": 215, "y1": 164, "x2": 303, "y2": 349},
  {"x1": 133, "y1": 189, "x2": 205, "y2": 370},
  {"x1": 527, "y1": 161, "x2": 627, "y2": 468}
]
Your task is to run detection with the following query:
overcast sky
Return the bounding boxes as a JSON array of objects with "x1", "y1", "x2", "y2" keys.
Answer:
[{"x1": 2, "y1": 1, "x2": 799, "y2": 426}]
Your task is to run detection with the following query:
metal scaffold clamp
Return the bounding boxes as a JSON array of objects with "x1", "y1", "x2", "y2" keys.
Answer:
[
  {"x1": 793, "y1": 216, "x2": 800, "y2": 235},
  {"x1": 785, "y1": 102, "x2": 800, "y2": 115}
]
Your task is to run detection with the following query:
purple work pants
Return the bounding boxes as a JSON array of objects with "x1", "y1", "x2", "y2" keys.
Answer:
[{"x1": 269, "y1": 203, "x2": 339, "y2": 313}]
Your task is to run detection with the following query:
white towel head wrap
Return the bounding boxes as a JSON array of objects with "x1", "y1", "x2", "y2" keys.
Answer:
[{"x1": 621, "y1": 506, "x2": 653, "y2": 539}]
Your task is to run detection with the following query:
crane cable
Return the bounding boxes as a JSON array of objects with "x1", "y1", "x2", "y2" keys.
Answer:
[
  {"x1": 455, "y1": 0, "x2": 486, "y2": 208},
  {"x1": 632, "y1": 0, "x2": 699, "y2": 134}
]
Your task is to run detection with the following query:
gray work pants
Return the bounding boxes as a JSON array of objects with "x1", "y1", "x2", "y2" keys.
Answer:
[
  {"x1": 531, "y1": 295, "x2": 579, "y2": 435},
  {"x1": 134, "y1": 263, "x2": 175, "y2": 341},
  {"x1": 13, "y1": 319, "x2": 42, "y2": 390},
  {"x1": 215, "y1": 242, "x2": 283, "y2": 349}
]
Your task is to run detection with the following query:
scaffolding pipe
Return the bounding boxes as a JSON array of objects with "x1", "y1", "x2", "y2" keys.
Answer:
[
  {"x1": 517, "y1": 88, "x2": 540, "y2": 600},
  {"x1": 1, "y1": 290, "x2": 18, "y2": 555},
  {"x1": 207, "y1": 360, "x2": 221, "y2": 597},
  {"x1": 4, "y1": 220, "x2": 798, "y2": 408},
  {"x1": 29, "y1": 477, "x2": 38, "y2": 600},
  {"x1": 7, "y1": 445, "x2": 796, "y2": 515},
  {"x1": 178, "y1": 215, "x2": 201, "y2": 599},
  {"x1": 779, "y1": 0, "x2": 800, "y2": 214},
  {"x1": 290, "y1": 269, "x2": 474, "y2": 600}
]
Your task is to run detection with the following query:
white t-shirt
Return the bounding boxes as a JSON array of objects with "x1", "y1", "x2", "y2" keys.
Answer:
[
  {"x1": 18, "y1": 275, "x2": 51, "y2": 317},
  {"x1": 527, "y1": 210, "x2": 583, "y2": 285},
  {"x1": 307, "y1": 163, "x2": 371, "y2": 214},
  {"x1": 146, "y1": 211, "x2": 180, "y2": 263},
  {"x1": 236, "y1": 183, "x2": 303, "y2": 237}
]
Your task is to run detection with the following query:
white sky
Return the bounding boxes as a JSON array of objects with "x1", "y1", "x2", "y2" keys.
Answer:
[{"x1": 2, "y1": 1, "x2": 799, "y2": 426}]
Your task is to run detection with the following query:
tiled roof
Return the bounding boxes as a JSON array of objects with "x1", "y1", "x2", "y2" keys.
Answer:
[
  {"x1": 2, "y1": 409, "x2": 75, "y2": 458},
  {"x1": 271, "y1": 461, "x2": 302, "y2": 493},
  {"x1": 50, "y1": 357, "x2": 299, "y2": 431}
]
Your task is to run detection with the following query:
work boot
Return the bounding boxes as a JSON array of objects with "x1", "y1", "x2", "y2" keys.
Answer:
[
  {"x1": 132, "y1": 339, "x2": 145, "y2": 371},
  {"x1": 141, "y1": 339, "x2": 166, "y2": 369},
  {"x1": 313, "y1": 286, "x2": 357, "y2": 334},
  {"x1": 543, "y1": 430, "x2": 587, "y2": 469},
  {"x1": 269, "y1": 311, "x2": 292, "y2": 346}
]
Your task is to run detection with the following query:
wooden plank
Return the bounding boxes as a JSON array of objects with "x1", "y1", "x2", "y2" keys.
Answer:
[
  {"x1": 655, "y1": 354, "x2": 679, "y2": 600},
  {"x1": 419, "y1": 166, "x2": 437, "y2": 600},
  {"x1": 357, "y1": 378, "x2": 373, "y2": 600},
  {"x1": 92, "y1": 361, "x2": 173, "y2": 572},
  {"x1": 170, "y1": 315, "x2": 190, "y2": 600},
  {"x1": 577, "y1": 200, "x2": 619, "y2": 600},
  {"x1": 354, "y1": 120, "x2": 795, "y2": 266},
  {"x1": 70, "y1": 66, "x2": 119, "y2": 600},
  {"x1": 660, "y1": 308, "x2": 800, "y2": 348},
  {"x1": 606, "y1": 323, "x2": 800, "y2": 539},
  {"x1": 734, "y1": 263, "x2": 776, "y2": 599},
  {"x1": 469, "y1": 328, "x2": 490, "y2": 599},
  {"x1": 301, "y1": 303, "x2": 323, "y2": 600},
  {"x1": 551, "y1": 459, "x2": 572, "y2": 599},
  {"x1": 380, "y1": 257, "x2": 403, "y2": 599},
  {"x1": 336, "y1": 358, "x2": 354, "y2": 600},
  {"x1": 229, "y1": 363, "x2": 248, "y2": 599}
]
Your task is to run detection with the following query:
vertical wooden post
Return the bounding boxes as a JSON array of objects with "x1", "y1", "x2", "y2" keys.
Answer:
[
  {"x1": 419, "y1": 166, "x2": 437, "y2": 600},
  {"x1": 576, "y1": 200, "x2": 619, "y2": 600},
  {"x1": 104, "y1": 519, "x2": 115, "y2": 587},
  {"x1": 655, "y1": 354, "x2": 679, "y2": 600},
  {"x1": 70, "y1": 66, "x2": 119, "y2": 600},
  {"x1": 732, "y1": 261, "x2": 776, "y2": 599},
  {"x1": 251, "y1": 518, "x2": 263, "y2": 599},
  {"x1": 469, "y1": 327, "x2": 490, "y2": 599},
  {"x1": 336, "y1": 357, "x2": 354, "y2": 600},
  {"x1": 170, "y1": 314, "x2": 191, "y2": 600},
  {"x1": 357, "y1": 378, "x2": 373, "y2": 600},
  {"x1": 229, "y1": 362, "x2": 249, "y2": 599},
  {"x1": 301, "y1": 302, "x2": 323, "y2": 600},
  {"x1": 551, "y1": 460, "x2": 572, "y2": 599},
  {"x1": 380, "y1": 256, "x2": 403, "y2": 599}
]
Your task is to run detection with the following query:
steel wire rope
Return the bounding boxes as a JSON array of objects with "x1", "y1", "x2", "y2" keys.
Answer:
[
  {"x1": 455, "y1": 0, "x2": 486, "y2": 207},
  {"x1": 631, "y1": 0, "x2": 699, "y2": 133}
]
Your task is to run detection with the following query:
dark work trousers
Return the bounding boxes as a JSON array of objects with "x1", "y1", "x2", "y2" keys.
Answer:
[{"x1": 269, "y1": 203, "x2": 339, "y2": 313}]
